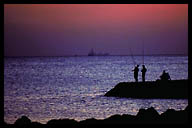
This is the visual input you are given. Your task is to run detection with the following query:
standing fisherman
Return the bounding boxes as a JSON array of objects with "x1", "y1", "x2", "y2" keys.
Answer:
[
  {"x1": 132, "y1": 65, "x2": 139, "y2": 82},
  {"x1": 141, "y1": 65, "x2": 147, "y2": 82}
]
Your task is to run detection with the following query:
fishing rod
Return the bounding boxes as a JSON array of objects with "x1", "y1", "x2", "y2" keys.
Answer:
[
  {"x1": 129, "y1": 48, "x2": 136, "y2": 66},
  {"x1": 142, "y1": 40, "x2": 144, "y2": 65}
]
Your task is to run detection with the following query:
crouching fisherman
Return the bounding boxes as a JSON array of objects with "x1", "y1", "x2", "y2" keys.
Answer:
[{"x1": 160, "y1": 70, "x2": 171, "y2": 81}]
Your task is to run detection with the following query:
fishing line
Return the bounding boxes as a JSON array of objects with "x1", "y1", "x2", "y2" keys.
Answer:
[{"x1": 129, "y1": 48, "x2": 136, "y2": 66}]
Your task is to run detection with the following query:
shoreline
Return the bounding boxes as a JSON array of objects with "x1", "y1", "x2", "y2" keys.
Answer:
[{"x1": 4, "y1": 106, "x2": 188, "y2": 126}]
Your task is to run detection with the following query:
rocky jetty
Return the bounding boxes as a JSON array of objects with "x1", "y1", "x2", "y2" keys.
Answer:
[
  {"x1": 3, "y1": 106, "x2": 188, "y2": 126},
  {"x1": 105, "y1": 80, "x2": 188, "y2": 99}
]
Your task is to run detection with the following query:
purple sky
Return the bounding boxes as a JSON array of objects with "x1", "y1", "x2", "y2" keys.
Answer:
[{"x1": 4, "y1": 4, "x2": 188, "y2": 56}]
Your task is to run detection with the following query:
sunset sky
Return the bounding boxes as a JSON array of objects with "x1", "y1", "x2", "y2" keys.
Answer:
[{"x1": 4, "y1": 4, "x2": 188, "y2": 56}]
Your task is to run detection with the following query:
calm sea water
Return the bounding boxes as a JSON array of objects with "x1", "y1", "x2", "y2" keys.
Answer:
[{"x1": 4, "y1": 56, "x2": 188, "y2": 124}]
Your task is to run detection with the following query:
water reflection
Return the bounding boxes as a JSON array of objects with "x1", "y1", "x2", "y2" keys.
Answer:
[{"x1": 4, "y1": 56, "x2": 188, "y2": 124}]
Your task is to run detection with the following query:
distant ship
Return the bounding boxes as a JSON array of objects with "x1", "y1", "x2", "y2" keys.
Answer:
[
  {"x1": 88, "y1": 48, "x2": 95, "y2": 56},
  {"x1": 88, "y1": 48, "x2": 109, "y2": 56}
]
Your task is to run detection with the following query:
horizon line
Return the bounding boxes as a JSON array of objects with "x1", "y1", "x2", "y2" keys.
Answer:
[{"x1": 4, "y1": 54, "x2": 188, "y2": 58}]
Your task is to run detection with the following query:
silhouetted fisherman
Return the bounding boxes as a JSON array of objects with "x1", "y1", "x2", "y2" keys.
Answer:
[
  {"x1": 160, "y1": 70, "x2": 171, "y2": 81},
  {"x1": 132, "y1": 65, "x2": 139, "y2": 82},
  {"x1": 141, "y1": 65, "x2": 147, "y2": 82}
]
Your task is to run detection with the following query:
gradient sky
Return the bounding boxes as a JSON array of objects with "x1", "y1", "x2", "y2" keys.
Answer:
[{"x1": 4, "y1": 4, "x2": 188, "y2": 56}]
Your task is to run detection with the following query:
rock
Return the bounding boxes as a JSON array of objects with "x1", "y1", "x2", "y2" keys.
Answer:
[
  {"x1": 103, "y1": 114, "x2": 136, "y2": 124},
  {"x1": 14, "y1": 116, "x2": 31, "y2": 125},
  {"x1": 10, "y1": 106, "x2": 188, "y2": 126},
  {"x1": 105, "y1": 80, "x2": 188, "y2": 99},
  {"x1": 160, "y1": 108, "x2": 188, "y2": 123},
  {"x1": 136, "y1": 107, "x2": 160, "y2": 123},
  {"x1": 47, "y1": 118, "x2": 78, "y2": 125},
  {"x1": 79, "y1": 118, "x2": 100, "y2": 124}
]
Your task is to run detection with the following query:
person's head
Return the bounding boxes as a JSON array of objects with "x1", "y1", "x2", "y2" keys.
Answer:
[
  {"x1": 137, "y1": 65, "x2": 139, "y2": 67},
  {"x1": 163, "y1": 70, "x2": 166, "y2": 73},
  {"x1": 142, "y1": 65, "x2": 145, "y2": 68}
]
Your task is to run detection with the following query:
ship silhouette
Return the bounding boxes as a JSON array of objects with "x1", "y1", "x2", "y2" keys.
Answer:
[{"x1": 88, "y1": 48, "x2": 109, "y2": 56}]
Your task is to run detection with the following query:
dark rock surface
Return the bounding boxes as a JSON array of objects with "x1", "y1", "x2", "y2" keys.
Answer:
[
  {"x1": 3, "y1": 106, "x2": 188, "y2": 127},
  {"x1": 14, "y1": 116, "x2": 31, "y2": 125},
  {"x1": 104, "y1": 79, "x2": 188, "y2": 99}
]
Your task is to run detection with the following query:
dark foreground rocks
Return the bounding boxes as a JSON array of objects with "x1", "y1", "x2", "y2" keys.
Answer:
[
  {"x1": 105, "y1": 79, "x2": 188, "y2": 99},
  {"x1": 4, "y1": 106, "x2": 188, "y2": 127}
]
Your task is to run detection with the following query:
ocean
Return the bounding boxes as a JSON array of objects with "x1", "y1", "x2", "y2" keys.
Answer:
[{"x1": 4, "y1": 56, "x2": 188, "y2": 124}]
